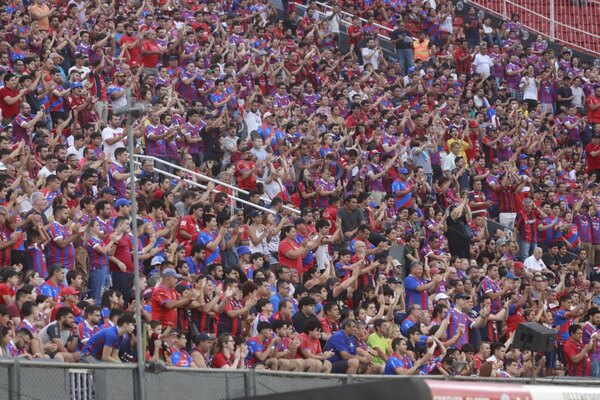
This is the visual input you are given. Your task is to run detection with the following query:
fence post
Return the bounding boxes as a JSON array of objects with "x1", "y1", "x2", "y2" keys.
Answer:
[
  {"x1": 245, "y1": 370, "x2": 256, "y2": 398},
  {"x1": 549, "y1": 0, "x2": 555, "y2": 40},
  {"x1": 8, "y1": 359, "x2": 20, "y2": 400},
  {"x1": 502, "y1": 0, "x2": 507, "y2": 19}
]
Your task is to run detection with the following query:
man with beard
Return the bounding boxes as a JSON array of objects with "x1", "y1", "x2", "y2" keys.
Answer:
[
  {"x1": 39, "y1": 307, "x2": 80, "y2": 362},
  {"x1": 12, "y1": 100, "x2": 45, "y2": 147}
]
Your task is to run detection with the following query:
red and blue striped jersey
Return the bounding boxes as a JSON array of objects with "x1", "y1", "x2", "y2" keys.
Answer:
[
  {"x1": 479, "y1": 276, "x2": 502, "y2": 314},
  {"x1": 590, "y1": 215, "x2": 600, "y2": 245},
  {"x1": 539, "y1": 80, "x2": 555, "y2": 104},
  {"x1": 39, "y1": 279, "x2": 64, "y2": 300},
  {"x1": 184, "y1": 122, "x2": 203, "y2": 155},
  {"x1": 553, "y1": 309, "x2": 574, "y2": 345},
  {"x1": 144, "y1": 124, "x2": 167, "y2": 156},
  {"x1": 176, "y1": 70, "x2": 199, "y2": 103},
  {"x1": 12, "y1": 113, "x2": 33, "y2": 146},
  {"x1": 77, "y1": 320, "x2": 101, "y2": 350},
  {"x1": 564, "y1": 338, "x2": 591, "y2": 376},
  {"x1": 246, "y1": 336, "x2": 270, "y2": 368},
  {"x1": 563, "y1": 224, "x2": 579, "y2": 250},
  {"x1": 96, "y1": 217, "x2": 114, "y2": 238},
  {"x1": 217, "y1": 297, "x2": 244, "y2": 337},
  {"x1": 391, "y1": 179, "x2": 413, "y2": 209},
  {"x1": 108, "y1": 163, "x2": 127, "y2": 198},
  {"x1": 582, "y1": 321, "x2": 600, "y2": 363},
  {"x1": 404, "y1": 274, "x2": 430, "y2": 310},
  {"x1": 0, "y1": 229, "x2": 10, "y2": 267},
  {"x1": 82, "y1": 326, "x2": 124, "y2": 360},
  {"x1": 49, "y1": 85, "x2": 65, "y2": 112},
  {"x1": 303, "y1": 92, "x2": 320, "y2": 114},
  {"x1": 17, "y1": 319, "x2": 37, "y2": 334},
  {"x1": 27, "y1": 243, "x2": 47, "y2": 279},
  {"x1": 197, "y1": 228, "x2": 221, "y2": 265},
  {"x1": 315, "y1": 179, "x2": 335, "y2": 209},
  {"x1": 575, "y1": 213, "x2": 592, "y2": 243},
  {"x1": 86, "y1": 237, "x2": 109, "y2": 270},
  {"x1": 565, "y1": 115, "x2": 581, "y2": 141},
  {"x1": 47, "y1": 222, "x2": 75, "y2": 270},
  {"x1": 170, "y1": 349, "x2": 192, "y2": 368},
  {"x1": 505, "y1": 63, "x2": 522, "y2": 89},
  {"x1": 515, "y1": 210, "x2": 538, "y2": 242},
  {"x1": 447, "y1": 308, "x2": 471, "y2": 349}
]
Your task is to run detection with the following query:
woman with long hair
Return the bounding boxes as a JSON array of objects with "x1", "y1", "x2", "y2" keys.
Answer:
[{"x1": 295, "y1": 168, "x2": 317, "y2": 208}]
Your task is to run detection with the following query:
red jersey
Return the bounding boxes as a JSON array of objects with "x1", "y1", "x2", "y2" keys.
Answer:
[
  {"x1": 151, "y1": 284, "x2": 180, "y2": 327},
  {"x1": 235, "y1": 160, "x2": 257, "y2": 191}
]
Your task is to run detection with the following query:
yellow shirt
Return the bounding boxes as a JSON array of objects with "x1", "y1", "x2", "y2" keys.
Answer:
[
  {"x1": 367, "y1": 332, "x2": 388, "y2": 365},
  {"x1": 447, "y1": 138, "x2": 470, "y2": 166}
]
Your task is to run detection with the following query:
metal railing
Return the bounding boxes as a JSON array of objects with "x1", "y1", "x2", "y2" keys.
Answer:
[
  {"x1": 133, "y1": 155, "x2": 300, "y2": 216},
  {"x1": 292, "y1": 2, "x2": 399, "y2": 58},
  {"x1": 462, "y1": 0, "x2": 600, "y2": 57},
  {"x1": 2, "y1": 358, "x2": 600, "y2": 400}
]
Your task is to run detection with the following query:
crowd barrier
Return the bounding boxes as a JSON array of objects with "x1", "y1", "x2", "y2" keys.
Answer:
[{"x1": 1, "y1": 359, "x2": 600, "y2": 400}]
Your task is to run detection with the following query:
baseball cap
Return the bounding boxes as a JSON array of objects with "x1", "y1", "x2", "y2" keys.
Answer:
[
  {"x1": 195, "y1": 333, "x2": 216, "y2": 342},
  {"x1": 100, "y1": 187, "x2": 117, "y2": 195},
  {"x1": 496, "y1": 238, "x2": 507, "y2": 246},
  {"x1": 513, "y1": 261, "x2": 524, "y2": 270},
  {"x1": 237, "y1": 246, "x2": 251, "y2": 257},
  {"x1": 246, "y1": 210, "x2": 261, "y2": 219},
  {"x1": 162, "y1": 268, "x2": 182, "y2": 279},
  {"x1": 434, "y1": 293, "x2": 449, "y2": 302},
  {"x1": 391, "y1": 260, "x2": 402, "y2": 268},
  {"x1": 294, "y1": 218, "x2": 306, "y2": 226},
  {"x1": 60, "y1": 287, "x2": 81, "y2": 297},
  {"x1": 151, "y1": 256, "x2": 165, "y2": 266},
  {"x1": 454, "y1": 293, "x2": 471, "y2": 301},
  {"x1": 115, "y1": 198, "x2": 131, "y2": 208},
  {"x1": 70, "y1": 82, "x2": 83, "y2": 89},
  {"x1": 388, "y1": 277, "x2": 402, "y2": 284},
  {"x1": 399, "y1": 167, "x2": 409, "y2": 174},
  {"x1": 263, "y1": 112, "x2": 273, "y2": 119}
]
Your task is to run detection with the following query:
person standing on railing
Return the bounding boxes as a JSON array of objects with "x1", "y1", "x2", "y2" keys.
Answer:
[
  {"x1": 325, "y1": 4, "x2": 341, "y2": 46},
  {"x1": 390, "y1": 19, "x2": 414, "y2": 76},
  {"x1": 463, "y1": 7, "x2": 481, "y2": 50}
]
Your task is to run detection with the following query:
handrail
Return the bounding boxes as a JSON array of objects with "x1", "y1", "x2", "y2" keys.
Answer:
[
  {"x1": 135, "y1": 154, "x2": 300, "y2": 215},
  {"x1": 313, "y1": 1, "x2": 394, "y2": 35},
  {"x1": 132, "y1": 158, "x2": 278, "y2": 215},
  {"x1": 295, "y1": 2, "x2": 395, "y2": 43}
]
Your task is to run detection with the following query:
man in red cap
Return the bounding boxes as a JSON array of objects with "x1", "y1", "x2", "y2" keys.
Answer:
[{"x1": 51, "y1": 287, "x2": 82, "y2": 321}]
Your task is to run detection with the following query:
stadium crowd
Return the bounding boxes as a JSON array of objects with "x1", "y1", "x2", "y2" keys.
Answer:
[{"x1": 0, "y1": 0, "x2": 599, "y2": 379}]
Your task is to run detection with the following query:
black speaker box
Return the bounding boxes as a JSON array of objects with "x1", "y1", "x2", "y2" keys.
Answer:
[{"x1": 512, "y1": 322, "x2": 557, "y2": 352}]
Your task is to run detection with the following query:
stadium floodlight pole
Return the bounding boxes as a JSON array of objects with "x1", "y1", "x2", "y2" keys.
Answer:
[{"x1": 113, "y1": 97, "x2": 150, "y2": 400}]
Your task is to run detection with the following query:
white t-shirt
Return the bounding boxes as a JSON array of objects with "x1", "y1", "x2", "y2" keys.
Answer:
[
  {"x1": 571, "y1": 85, "x2": 585, "y2": 108},
  {"x1": 524, "y1": 255, "x2": 546, "y2": 272},
  {"x1": 66, "y1": 145, "x2": 84, "y2": 160},
  {"x1": 325, "y1": 11, "x2": 340, "y2": 34},
  {"x1": 361, "y1": 47, "x2": 380, "y2": 70},
  {"x1": 473, "y1": 54, "x2": 493, "y2": 78},
  {"x1": 102, "y1": 126, "x2": 125, "y2": 162},
  {"x1": 244, "y1": 110, "x2": 261, "y2": 133},
  {"x1": 520, "y1": 76, "x2": 538, "y2": 101}
]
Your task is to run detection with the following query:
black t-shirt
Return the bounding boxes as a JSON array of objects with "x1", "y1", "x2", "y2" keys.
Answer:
[{"x1": 390, "y1": 28, "x2": 413, "y2": 50}]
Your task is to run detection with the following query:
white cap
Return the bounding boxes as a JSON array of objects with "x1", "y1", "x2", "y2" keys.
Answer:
[{"x1": 434, "y1": 293, "x2": 449, "y2": 302}]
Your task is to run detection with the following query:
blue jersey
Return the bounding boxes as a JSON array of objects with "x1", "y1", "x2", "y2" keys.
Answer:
[
  {"x1": 384, "y1": 353, "x2": 412, "y2": 375},
  {"x1": 404, "y1": 275, "x2": 430, "y2": 310},
  {"x1": 39, "y1": 280, "x2": 64, "y2": 300},
  {"x1": 324, "y1": 331, "x2": 357, "y2": 363},
  {"x1": 82, "y1": 326, "x2": 124, "y2": 360}
]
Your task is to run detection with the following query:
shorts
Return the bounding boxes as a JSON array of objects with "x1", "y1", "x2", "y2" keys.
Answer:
[{"x1": 330, "y1": 360, "x2": 348, "y2": 374}]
